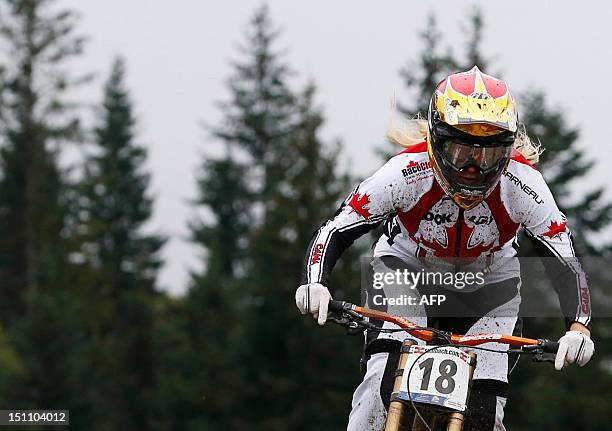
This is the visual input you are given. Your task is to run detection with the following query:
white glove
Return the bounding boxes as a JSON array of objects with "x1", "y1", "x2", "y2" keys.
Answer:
[
  {"x1": 295, "y1": 283, "x2": 332, "y2": 326},
  {"x1": 554, "y1": 330, "x2": 594, "y2": 371}
]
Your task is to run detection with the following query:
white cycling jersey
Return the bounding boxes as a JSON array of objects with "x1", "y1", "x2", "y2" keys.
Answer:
[{"x1": 302, "y1": 142, "x2": 591, "y2": 328}]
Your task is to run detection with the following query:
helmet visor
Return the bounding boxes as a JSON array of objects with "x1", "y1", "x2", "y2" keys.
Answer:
[{"x1": 442, "y1": 139, "x2": 512, "y2": 173}]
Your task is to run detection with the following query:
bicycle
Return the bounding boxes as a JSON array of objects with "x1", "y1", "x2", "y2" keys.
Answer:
[{"x1": 327, "y1": 300, "x2": 560, "y2": 431}]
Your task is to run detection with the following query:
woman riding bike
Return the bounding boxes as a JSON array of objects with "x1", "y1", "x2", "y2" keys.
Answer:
[{"x1": 295, "y1": 67, "x2": 594, "y2": 430}]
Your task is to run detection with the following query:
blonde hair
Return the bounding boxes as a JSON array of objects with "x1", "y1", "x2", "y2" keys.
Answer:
[
  {"x1": 386, "y1": 107, "x2": 543, "y2": 165},
  {"x1": 512, "y1": 124, "x2": 543, "y2": 164}
]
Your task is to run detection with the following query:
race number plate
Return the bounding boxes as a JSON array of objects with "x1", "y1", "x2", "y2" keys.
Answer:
[{"x1": 398, "y1": 345, "x2": 473, "y2": 412}]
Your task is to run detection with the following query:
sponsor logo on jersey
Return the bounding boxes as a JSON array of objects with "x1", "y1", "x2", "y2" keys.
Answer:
[
  {"x1": 504, "y1": 171, "x2": 544, "y2": 204},
  {"x1": 580, "y1": 286, "x2": 590, "y2": 315},
  {"x1": 423, "y1": 211, "x2": 453, "y2": 225},
  {"x1": 467, "y1": 215, "x2": 494, "y2": 226},
  {"x1": 402, "y1": 160, "x2": 432, "y2": 178},
  {"x1": 311, "y1": 243, "x2": 324, "y2": 265},
  {"x1": 542, "y1": 219, "x2": 567, "y2": 240},
  {"x1": 348, "y1": 192, "x2": 371, "y2": 220}
]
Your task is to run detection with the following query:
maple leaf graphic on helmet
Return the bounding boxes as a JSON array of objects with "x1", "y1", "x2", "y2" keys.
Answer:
[
  {"x1": 348, "y1": 193, "x2": 371, "y2": 220},
  {"x1": 543, "y1": 219, "x2": 568, "y2": 240}
]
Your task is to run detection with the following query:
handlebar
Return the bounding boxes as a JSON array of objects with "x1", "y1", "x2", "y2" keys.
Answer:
[
  {"x1": 328, "y1": 299, "x2": 559, "y2": 355},
  {"x1": 540, "y1": 340, "x2": 560, "y2": 354},
  {"x1": 329, "y1": 300, "x2": 349, "y2": 313}
]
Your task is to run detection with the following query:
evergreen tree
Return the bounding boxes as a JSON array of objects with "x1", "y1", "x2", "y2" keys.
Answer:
[
  {"x1": 398, "y1": 13, "x2": 458, "y2": 117},
  {"x1": 0, "y1": 0, "x2": 83, "y2": 325},
  {"x1": 281, "y1": 83, "x2": 364, "y2": 429},
  {"x1": 213, "y1": 4, "x2": 297, "y2": 203},
  {"x1": 181, "y1": 5, "x2": 294, "y2": 428},
  {"x1": 0, "y1": 0, "x2": 89, "y2": 416},
  {"x1": 75, "y1": 57, "x2": 165, "y2": 430},
  {"x1": 396, "y1": 8, "x2": 612, "y2": 255},
  {"x1": 461, "y1": 6, "x2": 489, "y2": 71},
  {"x1": 190, "y1": 149, "x2": 252, "y2": 281},
  {"x1": 79, "y1": 57, "x2": 164, "y2": 295},
  {"x1": 397, "y1": 9, "x2": 612, "y2": 430},
  {"x1": 174, "y1": 150, "x2": 252, "y2": 430},
  {"x1": 186, "y1": 6, "x2": 363, "y2": 429},
  {"x1": 508, "y1": 92, "x2": 612, "y2": 431},
  {"x1": 379, "y1": 12, "x2": 459, "y2": 161},
  {"x1": 519, "y1": 92, "x2": 612, "y2": 254}
]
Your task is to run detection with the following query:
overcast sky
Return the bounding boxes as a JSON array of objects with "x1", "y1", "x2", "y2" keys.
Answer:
[{"x1": 61, "y1": 0, "x2": 612, "y2": 295}]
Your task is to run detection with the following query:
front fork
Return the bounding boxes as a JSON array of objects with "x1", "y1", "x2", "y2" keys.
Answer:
[
  {"x1": 445, "y1": 351, "x2": 476, "y2": 431},
  {"x1": 385, "y1": 339, "x2": 416, "y2": 431},
  {"x1": 384, "y1": 340, "x2": 477, "y2": 431}
]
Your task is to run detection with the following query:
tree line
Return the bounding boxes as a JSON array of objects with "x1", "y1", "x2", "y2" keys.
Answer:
[{"x1": 0, "y1": 1, "x2": 610, "y2": 430}]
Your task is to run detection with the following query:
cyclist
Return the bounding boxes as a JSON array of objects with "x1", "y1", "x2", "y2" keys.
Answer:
[{"x1": 295, "y1": 66, "x2": 594, "y2": 430}]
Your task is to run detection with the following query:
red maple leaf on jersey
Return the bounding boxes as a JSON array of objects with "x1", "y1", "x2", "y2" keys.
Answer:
[
  {"x1": 406, "y1": 160, "x2": 418, "y2": 168},
  {"x1": 348, "y1": 193, "x2": 371, "y2": 220},
  {"x1": 543, "y1": 220, "x2": 567, "y2": 239}
]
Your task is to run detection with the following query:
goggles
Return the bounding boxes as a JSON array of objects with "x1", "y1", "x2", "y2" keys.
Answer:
[{"x1": 441, "y1": 139, "x2": 512, "y2": 173}]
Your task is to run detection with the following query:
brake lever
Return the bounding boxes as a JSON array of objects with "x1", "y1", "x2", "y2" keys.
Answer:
[
  {"x1": 346, "y1": 321, "x2": 366, "y2": 336},
  {"x1": 524, "y1": 339, "x2": 558, "y2": 363},
  {"x1": 532, "y1": 350, "x2": 556, "y2": 363},
  {"x1": 509, "y1": 344, "x2": 556, "y2": 363},
  {"x1": 327, "y1": 313, "x2": 365, "y2": 336},
  {"x1": 327, "y1": 313, "x2": 367, "y2": 335}
]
